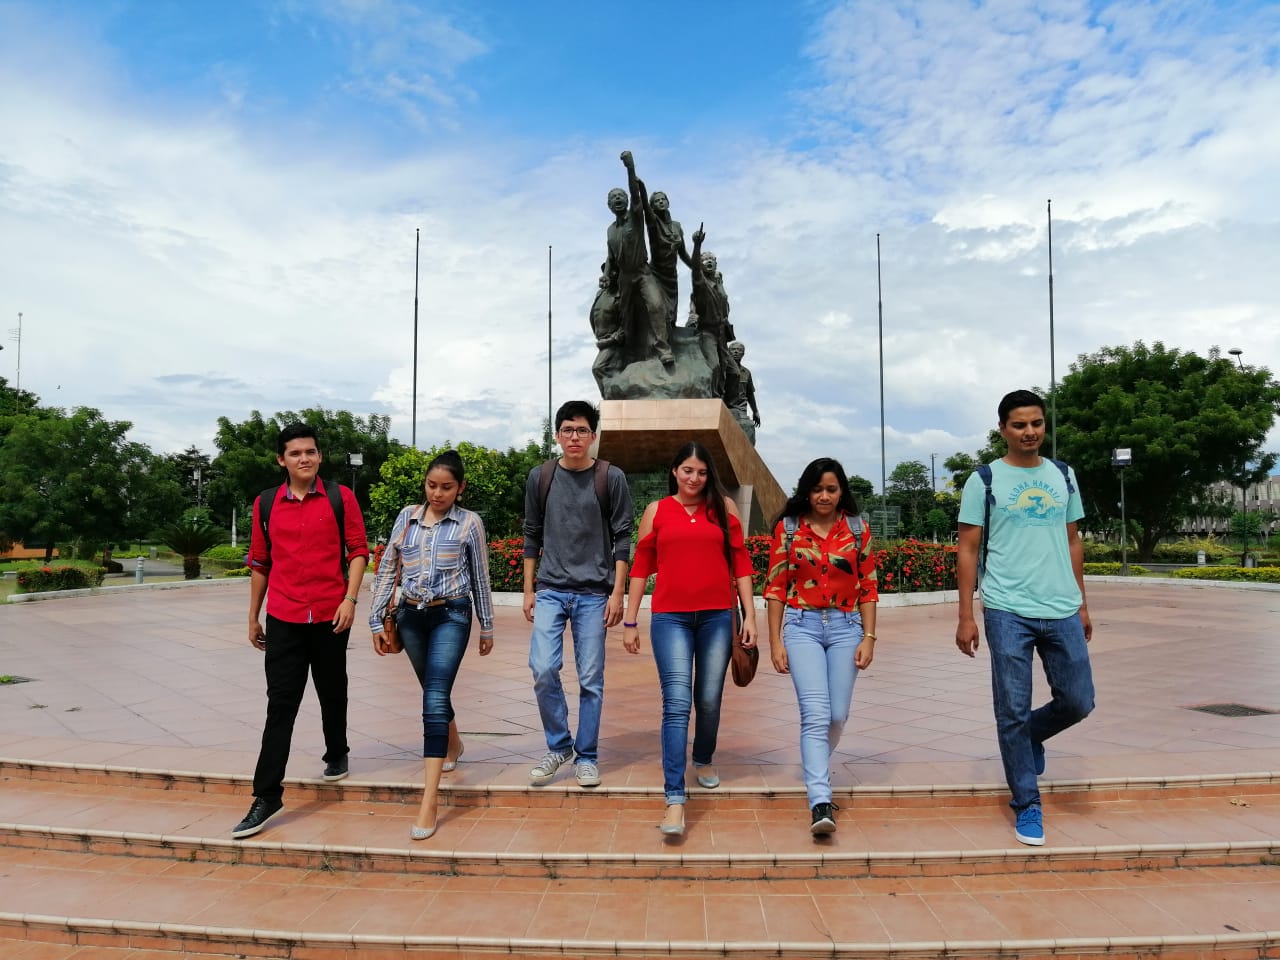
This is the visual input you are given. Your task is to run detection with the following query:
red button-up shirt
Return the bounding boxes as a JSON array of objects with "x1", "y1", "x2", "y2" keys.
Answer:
[{"x1": 249, "y1": 479, "x2": 370, "y2": 624}]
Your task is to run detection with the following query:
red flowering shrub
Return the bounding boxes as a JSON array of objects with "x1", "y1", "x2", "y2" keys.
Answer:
[
  {"x1": 874, "y1": 539, "x2": 957, "y2": 594},
  {"x1": 487, "y1": 537, "x2": 525, "y2": 592},
  {"x1": 478, "y1": 536, "x2": 957, "y2": 595},
  {"x1": 16, "y1": 563, "x2": 106, "y2": 593}
]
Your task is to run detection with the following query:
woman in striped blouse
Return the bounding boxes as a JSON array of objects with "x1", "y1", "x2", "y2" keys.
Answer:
[{"x1": 369, "y1": 450, "x2": 495, "y2": 841}]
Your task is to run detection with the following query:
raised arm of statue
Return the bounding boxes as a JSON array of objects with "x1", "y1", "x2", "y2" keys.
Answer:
[
  {"x1": 689, "y1": 224, "x2": 705, "y2": 282},
  {"x1": 677, "y1": 237, "x2": 694, "y2": 270},
  {"x1": 621, "y1": 151, "x2": 642, "y2": 208}
]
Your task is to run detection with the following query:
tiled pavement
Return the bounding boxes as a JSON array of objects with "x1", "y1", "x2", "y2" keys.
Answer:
[
  {"x1": 1, "y1": 579, "x2": 1279, "y2": 958},
  {"x1": 2, "y1": 579, "x2": 1278, "y2": 790}
]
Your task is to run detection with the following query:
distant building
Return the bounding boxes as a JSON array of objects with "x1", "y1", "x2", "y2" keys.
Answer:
[{"x1": 1183, "y1": 474, "x2": 1280, "y2": 538}]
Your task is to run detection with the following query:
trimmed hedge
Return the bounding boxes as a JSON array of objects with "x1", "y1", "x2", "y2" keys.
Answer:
[
  {"x1": 1082, "y1": 562, "x2": 1149, "y2": 576},
  {"x1": 16, "y1": 563, "x2": 107, "y2": 593},
  {"x1": 203, "y1": 544, "x2": 250, "y2": 562},
  {"x1": 1172, "y1": 566, "x2": 1280, "y2": 584}
]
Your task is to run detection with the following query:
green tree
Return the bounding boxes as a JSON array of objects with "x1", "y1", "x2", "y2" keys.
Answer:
[
  {"x1": 0, "y1": 406, "x2": 177, "y2": 560},
  {"x1": 943, "y1": 452, "x2": 979, "y2": 492},
  {"x1": 165, "y1": 445, "x2": 215, "y2": 509},
  {"x1": 886, "y1": 461, "x2": 933, "y2": 537},
  {"x1": 491, "y1": 440, "x2": 548, "y2": 538},
  {"x1": 847, "y1": 474, "x2": 875, "y2": 505},
  {"x1": 365, "y1": 441, "x2": 512, "y2": 540},
  {"x1": 208, "y1": 408, "x2": 404, "y2": 531},
  {"x1": 1053, "y1": 342, "x2": 1280, "y2": 561}
]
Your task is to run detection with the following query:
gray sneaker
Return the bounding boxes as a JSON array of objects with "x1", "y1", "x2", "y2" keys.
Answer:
[
  {"x1": 575, "y1": 760, "x2": 601, "y2": 787},
  {"x1": 529, "y1": 751, "x2": 571, "y2": 785}
]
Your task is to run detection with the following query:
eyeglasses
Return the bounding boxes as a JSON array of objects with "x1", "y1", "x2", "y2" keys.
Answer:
[{"x1": 557, "y1": 426, "x2": 594, "y2": 438}]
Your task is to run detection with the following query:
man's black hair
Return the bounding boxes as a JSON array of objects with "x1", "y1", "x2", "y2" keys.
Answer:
[
  {"x1": 997, "y1": 390, "x2": 1046, "y2": 426},
  {"x1": 554, "y1": 400, "x2": 600, "y2": 433},
  {"x1": 277, "y1": 421, "x2": 319, "y2": 455}
]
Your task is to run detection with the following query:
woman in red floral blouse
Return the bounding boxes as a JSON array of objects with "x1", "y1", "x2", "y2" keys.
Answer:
[{"x1": 764, "y1": 457, "x2": 878, "y2": 837}]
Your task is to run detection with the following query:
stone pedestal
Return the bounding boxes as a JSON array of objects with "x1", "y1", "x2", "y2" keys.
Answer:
[{"x1": 595, "y1": 399, "x2": 784, "y2": 535}]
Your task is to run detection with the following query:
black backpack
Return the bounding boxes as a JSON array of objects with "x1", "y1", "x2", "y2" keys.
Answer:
[
  {"x1": 975, "y1": 460, "x2": 1074, "y2": 576},
  {"x1": 257, "y1": 480, "x2": 348, "y2": 574}
]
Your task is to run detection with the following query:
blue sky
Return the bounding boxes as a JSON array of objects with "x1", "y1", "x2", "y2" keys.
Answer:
[{"x1": 1, "y1": 0, "x2": 1277, "y2": 492}]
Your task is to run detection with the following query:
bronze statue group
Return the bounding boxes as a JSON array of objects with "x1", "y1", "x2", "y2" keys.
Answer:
[
  {"x1": 593, "y1": 152, "x2": 761, "y2": 444},
  {"x1": 233, "y1": 389, "x2": 1094, "y2": 849}
]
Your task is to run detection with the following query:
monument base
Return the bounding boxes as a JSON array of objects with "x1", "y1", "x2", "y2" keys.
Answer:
[{"x1": 596, "y1": 399, "x2": 784, "y2": 535}]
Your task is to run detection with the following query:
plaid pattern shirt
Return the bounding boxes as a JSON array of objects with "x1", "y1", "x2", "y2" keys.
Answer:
[{"x1": 368, "y1": 503, "x2": 494, "y2": 636}]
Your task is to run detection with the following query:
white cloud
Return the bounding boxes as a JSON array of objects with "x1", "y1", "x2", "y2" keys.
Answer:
[{"x1": 0, "y1": 0, "x2": 1276, "y2": 501}]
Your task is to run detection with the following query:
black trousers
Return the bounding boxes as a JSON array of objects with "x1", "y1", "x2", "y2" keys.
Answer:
[{"x1": 252, "y1": 615, "x2": 350, "y2": 802}]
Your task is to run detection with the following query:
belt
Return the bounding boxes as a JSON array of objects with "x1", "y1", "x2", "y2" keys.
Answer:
[{"x1": 408, "y1": 594, "x2": 469, "y2": 608}]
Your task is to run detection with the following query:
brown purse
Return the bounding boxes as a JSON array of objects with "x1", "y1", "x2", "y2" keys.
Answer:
[
  {"x1": 729, "y1": 599, "x2": 758, "y2": 687},
  {"x1": 723, "y1": 522, "x2": 758, "y2": 687},
  {"x1": 380, "y1": 514, "x2": 413, "y2": 654}
]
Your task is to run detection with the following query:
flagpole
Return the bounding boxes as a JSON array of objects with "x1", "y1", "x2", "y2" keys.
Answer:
[
  {"x1": 547, "y1": 245, "x2": 553, "y2": 449},
  {"x1": 412, "y1": 228, "x2": 420, "y2": 449},
  {"x1": 877, "y1": 234, "x2": 887, "y2": 530},
  {"x1": 1047, "y1": 199, "x2": 1056, "y2": 459}
]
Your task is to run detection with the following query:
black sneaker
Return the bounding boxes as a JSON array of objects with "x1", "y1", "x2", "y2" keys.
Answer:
[
  {"x1": 323, "y1": 756, "x2": 349, "y2": 781},
  {"x1": 810, "y1": 801, "x2": 839, "y2": 837},
  {"x1": 232, "y1": 797, "x2": 283, "y2": 839}
]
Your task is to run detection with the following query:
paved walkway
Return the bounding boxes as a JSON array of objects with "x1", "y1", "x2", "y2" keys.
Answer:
[{"x1": 2, "y1": 580, "x2": 1278, "y2": 793}]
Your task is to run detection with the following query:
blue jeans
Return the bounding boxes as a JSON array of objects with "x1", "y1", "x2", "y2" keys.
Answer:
[
  {"x1": 983, "y1": 607, "x2": 1095, "y2": 811},
  {"x1": 782, "y1": 607, "x2": 863, "y2": 807},
  {"x1": 649, "y1": 609, "x2": 733, "y2": 804},
  {"x1": 529, "y1": 589, "x2": 607, "y2": 762},
  {"x1": 398, "y1": 599, "x2": 472, "y2": 758}
]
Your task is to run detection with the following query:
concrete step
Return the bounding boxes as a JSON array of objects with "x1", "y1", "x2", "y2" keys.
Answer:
[
  {"x1": 1, "y1": 848, "x2": 1277, "y2": 959},
  {"x1": 2, "y1": 765, "x2": 1278, "y2": 883}
]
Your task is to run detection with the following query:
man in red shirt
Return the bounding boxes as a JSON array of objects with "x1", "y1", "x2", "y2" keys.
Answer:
[{"x1": 232, "y1": 423, "x2": 369, "y2": 839}]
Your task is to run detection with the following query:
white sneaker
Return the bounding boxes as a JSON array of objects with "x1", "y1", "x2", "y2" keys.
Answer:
[
  {"x1": 529, "y1": 751, "x2": 571, "y2": 784},
  {"x1": 575, "y1": 760, "x2": 601, "y2": 787}
]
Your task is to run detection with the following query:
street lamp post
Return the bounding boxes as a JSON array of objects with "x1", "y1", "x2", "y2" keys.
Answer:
[
  {"x1": 193, "y1": 468, "x2": 202, "y2": 508},
  {"x1": 1112, "y1": 448, "x2": 1132, "y2": 574},
  {"x1": 348, "y1": 452, "x2": 363, "y2": 494},
  {"x1": 1228, "y1": 348, "x2": 1249, "y2": 562}
]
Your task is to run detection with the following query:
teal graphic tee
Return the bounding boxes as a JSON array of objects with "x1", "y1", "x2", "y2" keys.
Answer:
[{"x1": 958, "y1": 459, "x2": 1084, "y2": 619}]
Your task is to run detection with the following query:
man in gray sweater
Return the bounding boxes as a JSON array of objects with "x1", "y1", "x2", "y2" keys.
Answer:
[{"x1": 522, "y1": 400, "x2": 633, "y2": 787}]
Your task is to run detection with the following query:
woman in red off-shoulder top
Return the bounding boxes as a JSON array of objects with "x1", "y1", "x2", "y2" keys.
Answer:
[{"x1": 622, "y1": 441, "x2": 757, "y2": 837}]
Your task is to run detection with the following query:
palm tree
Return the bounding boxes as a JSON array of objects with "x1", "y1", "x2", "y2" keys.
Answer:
[{"x1": 159, "y1": 517, "x2": 226, "y2": 580}]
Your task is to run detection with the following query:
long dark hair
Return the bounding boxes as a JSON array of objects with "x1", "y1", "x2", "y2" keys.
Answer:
[
  {"x1": 667, "y1": 441, "x2": 733, "y2": 561},
  {"x1": 775, "y1": 457, "x2": 859, "y2": 525}
]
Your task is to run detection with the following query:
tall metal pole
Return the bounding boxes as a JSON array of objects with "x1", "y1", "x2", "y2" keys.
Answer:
[
  {"x1": 876, "y1": 234, "x2": 887, "y2": 533},
  {"x1": 1119, "y1": 467, "x2": 1128, "y2": 575},
  {"x1": 412, "y1": 229, "x2": 420, "y2": 449},
  {"x1": 1047, "y1": 200, "x2": 1056, "y2": 459},
  {"x1": 547, "y1": 245, "x2": 553, "y2": 446},
  {"x1": 12, "y1": 311, "x2": 21, "y2": 393}
]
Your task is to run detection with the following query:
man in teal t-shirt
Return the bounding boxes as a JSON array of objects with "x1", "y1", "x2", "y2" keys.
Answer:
[{"x1": 956, "y1": 389, "x2": 1095, "y2": 847}]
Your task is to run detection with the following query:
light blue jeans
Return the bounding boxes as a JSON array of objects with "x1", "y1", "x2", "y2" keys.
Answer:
[
  {"x1": 983, "y1": 607, "x2": 1094, "y2": 812},
  {"x1": 649, "y1": 609, "x2": 733, "y2": 804},
  {"x1": 528, "y1": 589, "x2": 607, "y2": 763},
  {"x1": 782, "y1": 607, "x2": 863, "y2": 807}
]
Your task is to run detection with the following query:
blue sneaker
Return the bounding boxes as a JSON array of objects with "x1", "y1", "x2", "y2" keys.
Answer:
[
  {"x1": 1015, "y1": 804, "x2": 1045, "y2": 846},
  {"x1": 1032, "y1": 740, "x2": 1046, "y2": 777}
]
